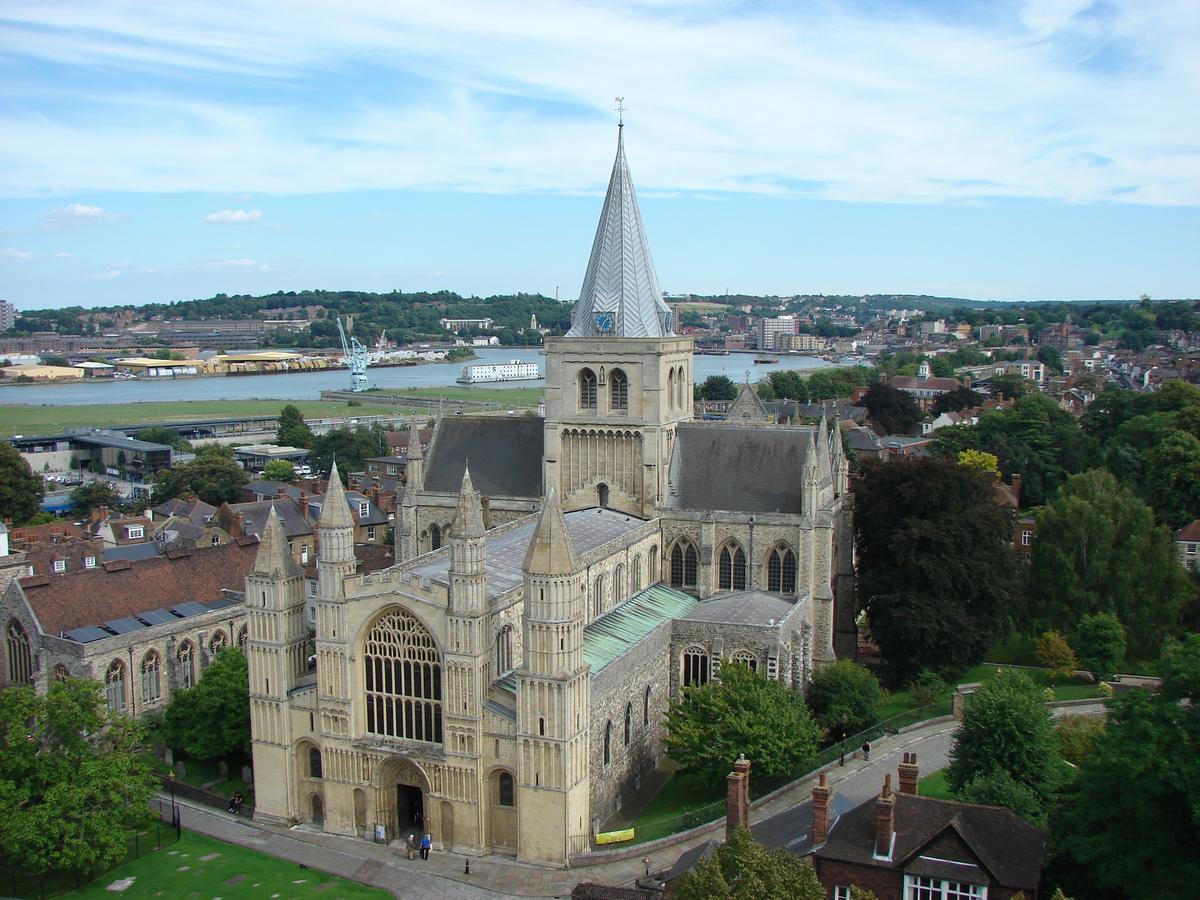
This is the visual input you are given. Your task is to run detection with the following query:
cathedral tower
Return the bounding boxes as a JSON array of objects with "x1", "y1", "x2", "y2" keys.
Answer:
[
  {"x1": 543, "y1": 125, "x2": 694, "y2": 518},
  {"x1": 515, "y1": 487, "x2": 591, "y2": 862},
  {"x1": 314, "y1": 462, "x2": 355, "y2": 768},
  {"x1": 396, "y1": 420, "x2": 424, "y2": 563}
]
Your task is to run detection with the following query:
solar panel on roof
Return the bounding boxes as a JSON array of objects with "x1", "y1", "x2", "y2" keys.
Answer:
[
  {"x1": 104, "y1": 616, "x2": 148, "y2": 635},
  {"x1": 63, "y1": 625, "x2": 113, "y2": 643},
  {"x1": 204, "y1": 596, "x2": 239, "y2": 611},
  {"x1": 138, "y1": 608, "x2": 180, "y2": 626},
  {"x1": 171, "y1": 601, "x2": 209, "y2": 617}
]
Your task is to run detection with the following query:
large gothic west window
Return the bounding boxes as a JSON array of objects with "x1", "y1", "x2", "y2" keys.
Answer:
[
  {"x1": 670, "y1": 541, "x2": 698, "y2": 588},
  {"x1": 363, "y1": 607, "x2": 443, "y2": 744},
  {"x1": 579, "y1": 368, "x2": 598, "y2": 410},
  {"x1": 718, "y1": 545, "x2": 747, "y2": 591},
  {"x1": 767, "y1": 545, "x2": 798, "y2": 593},
  {"x1": 610, "y1": 369, "x2": 628, "y2": 411},
  {"x1": 5, "y1": 620, "x2": 33, "y2": 686}
]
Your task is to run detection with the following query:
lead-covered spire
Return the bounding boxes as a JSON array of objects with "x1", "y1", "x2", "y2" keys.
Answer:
[{"x1": 567, "y1": 126, "x2": 674, "y2": 339}]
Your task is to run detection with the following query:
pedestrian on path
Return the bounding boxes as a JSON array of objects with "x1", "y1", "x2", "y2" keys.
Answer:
[
  {"x1": 406, "y1": 832, "x2": 417, "y2": 860},
  {"x1": 861, "y1": 740, "x2": 871, "y2": 761},
  {"x1": 420, "y1": 833, "x2": 432, "y2": 860}
]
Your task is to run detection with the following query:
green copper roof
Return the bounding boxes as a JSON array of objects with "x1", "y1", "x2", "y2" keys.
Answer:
[{"x1": 584, "y1": 584, "x2": 698, "y2": 674}]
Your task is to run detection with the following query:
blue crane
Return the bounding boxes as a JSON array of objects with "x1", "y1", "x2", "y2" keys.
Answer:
[{"x1": 336, "y1": 316, "x2": 369, "y2": 392}]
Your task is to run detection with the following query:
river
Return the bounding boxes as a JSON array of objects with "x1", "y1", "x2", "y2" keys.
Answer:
[{"x1": 0, "y1": 347, "x2": 836, "y2": 407}]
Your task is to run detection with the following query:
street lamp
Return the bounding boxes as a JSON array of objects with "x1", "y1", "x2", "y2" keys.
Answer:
[
  {"x1": 168, "y1": 770, "x2": 180, "y2": 837},
  {"x1": 838, "y1": 714, "x2": 849, "y2": 767}
]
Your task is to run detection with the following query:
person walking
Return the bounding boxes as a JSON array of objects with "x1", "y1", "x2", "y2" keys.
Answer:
[
  {"x1": 420, "y1": 833, "x2": 432, "y2": 860},
  {"x1": 406, "y1": 832, "x2": 417, "y2": 861},
  {"x1": 861, "y1": 740, "x2": 871, "y2": 761}
]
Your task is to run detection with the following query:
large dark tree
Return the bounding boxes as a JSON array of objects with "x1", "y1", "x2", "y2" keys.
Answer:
[
  {"x1": 856, "y1": 457, "x2": 1018, "y2": 684},
  {"x1": 933, "y1": 385, "x2": 984, "y2": 414},
  {"x1": 699, "y1": 374, "x2": 739, "y2": 401},
  {"x1": 276, "y1": 403, "x2": 315, "y2": 449},
  {"x1": 309, "y1": 425, "x2": 386, "y2": 481},
  {"x1": 160, "y1": 647, "x2": 251, "y2": 760},
  {"x1": 767, "y1": 370, "x2": 810, "y2": 402},
  {"x1": 152, "y1": 452, "x2": 248, "y2": 506},
  {"x1": 69, "y1": 480, "x2": 121, "y2": 515},
  {"x1": 0, "y1": 441, "x2": 44, "y2": 525},
  {"x1": 672, "y1": 827, "x2": 828, "y2": 900},
  {"x1": 859, "y1": 381, "x2": 922, "y2": 435}
]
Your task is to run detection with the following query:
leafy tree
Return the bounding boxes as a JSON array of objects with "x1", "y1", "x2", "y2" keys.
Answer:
[
  {"x1": 1073, "y1": 613, "x2": 1126, "y2": 680},
  {"x1": 1037, "y1": 346, "x2": 1063, "y2": 374},
  {"x1": 947, "y1": 670, "x2": 1059, "y2": 808},
  {"x1": 1054, "y1": 714, "x2": 1105, "y2": 767},
  {"x1": 700, "y1": 374, "x2": 738, "y2": 401},
  {"x1": 0, "y1": 679, "x2": 158, "y2": 877},
  {"x1": 1050, "y1": 636, "x2": 1200, "y2": 899},
  {"x1": 856, "y1": 458, "x2": 1018, "y2": 684},
  {"x1": 309, "y1": 425, "x2": 385, "y2": 480},
  {"x1": 957, "y1": 768, "x2": 1046, "y2": 826},
  {"x1": 909, "y1": 669, "x2": 945, "y2": 708},
  {"x1": 766, "y1": 370, "x2": 809, "y2": 402},
  {"x1": 136, "y1": 426, "x2": 193, "y2": 452},
  {"x1": 1028, "y1": 470, "x2": 1190, "y2": 657},
  {"x1": 859, "y1": 381, "x2": 922, "y2": 435},
  {"x1": 671, "y1": 826, "x2": 826, "y2": 900},
  {"x1": 957, "y1": 449, "x2": 1000, "y2": 479},
  {"x1": 989, "y1": 372, "x2": 1031, "y2": 400},
  {"x1": 934, "y1": 385, "x2": 983, "y2": 414},
  {"x1": 0, "y1": 441, "x2": 44, "y2": 525},
  {"x1": 260, "y1": 460, "x2": 296, "y2": 482},
  {"x1": 160, "y1": 648, "x2": 250, "y2": 760},
  {"x1": 152, "y1": 453, "x2": 248, "y2": 506},
  {"x1": 69, "y1": 480, "x2": 121, "y2": 515},
  {"x1": 276, "y1": 404, "x2": 315, "y2": 449},
  {"x1": 806, "y1": 660, "x2": 883, "y2": 735},
  {"x1": 665, "y1": 663, "x2": 820, "y2": 784},
  {"x1": 1035, "y1": 631, "x2": 1078, "y2": 681}
]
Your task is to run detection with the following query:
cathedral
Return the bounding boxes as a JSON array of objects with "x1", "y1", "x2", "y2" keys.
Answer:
[{"x1": 247, "y1": 125, "x2": 855, "y2": 864}]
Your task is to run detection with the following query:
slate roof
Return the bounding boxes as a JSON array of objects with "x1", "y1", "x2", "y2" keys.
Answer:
[
  {"x1": 104, "y1": 542, "x2": 164, "y2": 563},
  {"x1": 15, "y1": 539, "x2": 259, "y2": 636},
  {"x1": 815, "y1": 792, "x2": 1048, "y2": 891},
  {"x1": 423, "y1": 416, "x2": 544, "y2": 498},
  {"x1": 151, "y1": 497, "x2": 216, "y2": 524},
  {"x1": 584, "y1": 585, "x2": 697, "y2": 673},
  {"x1": 1175, "y1": 519, "x2": 1200, "y2": 542},
  {"x1": 680, "y1": 590, "x2": 799, "y2": 627},
  {"x1": 222, "y1": 499, "x2": 313, "y2": 539},
  {"x1": 665, "y1": 423, "x2": 812, "y2": 514}
]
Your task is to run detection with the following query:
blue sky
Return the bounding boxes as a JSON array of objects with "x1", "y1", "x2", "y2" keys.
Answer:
[{"x1": 1, "y1": 0, "x2": 1197, "y2": 309}]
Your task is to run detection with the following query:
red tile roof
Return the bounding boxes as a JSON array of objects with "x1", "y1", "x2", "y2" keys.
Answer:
[{"x1": 1175, "y1": 520, "x2": 1200, "y2": 542}]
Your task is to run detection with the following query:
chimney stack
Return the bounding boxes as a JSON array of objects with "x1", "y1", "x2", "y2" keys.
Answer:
[
  {"x1": 875, "y1": 774, "x2": 895, "y2": 859},
  {"x1": 811, "y1": 771, "x2": 831, "y2": 846},
  {"x1": 298, "y1": 494, "x2": 310, "y2": 518},
  {"x1": 898, "y1": 753, "x2": 919, "y2": 795},
  {"x1": 725, "y1": 755, "x2": 752, "y2": 841},
  {"x1": 1010, "y1": 474, "x2": 1022, "y2": 508},
  {"x1": 231, "y1": 512, "x2": 245, "y2": 538}
]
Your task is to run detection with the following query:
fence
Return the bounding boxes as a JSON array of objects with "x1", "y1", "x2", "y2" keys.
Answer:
[
  {"x1": 1, "y1": 799, "x2": 181, "y2": 899},
  {"x1": 161, "y1": 774, "x2": 256, "y2": 819}
]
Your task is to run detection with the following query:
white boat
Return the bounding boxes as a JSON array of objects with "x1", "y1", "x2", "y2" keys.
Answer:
[{"x1": 456, "y1": 360, "x2": 543, "y2": 384}]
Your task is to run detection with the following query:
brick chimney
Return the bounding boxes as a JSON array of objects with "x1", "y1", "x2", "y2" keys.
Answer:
[
  {"x1": 92, "y1": 505, "x2": 108, "y2": 524},
  {"x1": 231, "y1": 512, "x2": 245, "y2": 538},
  {"x1": 875, "y1": 774, "x2": 895, "y2": 859},
  {"x1": 898, "y1": 753, "x2": 919, "y2": 795},
  {"x1": 1010, "y1": 474, "x2": 1022, "y2": 508},
  {"x1": 811, "y1": 771, "x2": 831, "y2": 846},
  {"x1": 298, "y1": 494, "x2": 309, "y2": 518},
  {"x1": 725, "y1": 755, "x2": 751, "y2": 841}
]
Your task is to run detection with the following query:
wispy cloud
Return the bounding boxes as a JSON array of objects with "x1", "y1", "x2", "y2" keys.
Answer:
[
  {"x1": 202, "y1": 208, "x2": 262, "y2": 224},
  {"x1": 2, "y1": 246, "x2": 33, "y2": 261},
  {"x1": 0, "y1": 1, "x2": 1197, "y2": 205},
  {"x1": 208, "y1": 257, "x2": 268, "y2": 270},
  {"x1": 40, "y1": 203, "x2": 123, "y2": 227}
]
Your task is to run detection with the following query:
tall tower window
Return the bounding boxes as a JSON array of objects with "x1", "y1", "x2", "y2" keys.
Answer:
[
  {"x1": 496, "y1": 625, "x2": 513, "y2": 676},
  {"x1": 610, "y1": 369, "x2": 628, "y2": 411},
  {"x1": 767, "y1": 545, "x2": 798, "y2": 593},
  {"x1": 579, "y1": 368, "x2": 598, "y2": 410},
  {"x1": 5, "y1": 620, "x2": 33, "y2": 686},
  {"x1": 667, "y1": 369, "x2": 675, "y2": 409},
  {"x1": 670, "y1": 540, "x2": 698, "y2": 588},
  {"x1": 363, "y1": 607, "x2": 443, "y2": 744},
  {"x1": 718, "y1": 544, "x2": 747, "y2": 591}
]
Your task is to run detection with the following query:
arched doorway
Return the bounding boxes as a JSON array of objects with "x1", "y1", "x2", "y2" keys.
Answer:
[
  {"x1": 375, "y1": 757, "x2": 431, "y2": 844},
  {"x1": 309, "y1": 793, "x2": 324, "y2": 827},
  {"x1": 440, "y1": 800, "x2": 455, "y2": 850},
  {"x1": 487, "y1": 769, "x2": 517, "y2": 854},
  {"x1": 597, "y1": 482, "x2": 609, "y2": 508}
]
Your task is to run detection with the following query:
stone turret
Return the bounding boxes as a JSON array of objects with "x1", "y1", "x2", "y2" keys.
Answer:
[
  {"x1": 448, "y1": 465, "x2": 486, "y2": 616},
  {"x1": 318, "y1": 461, "x2": 355, "y2": 598}
]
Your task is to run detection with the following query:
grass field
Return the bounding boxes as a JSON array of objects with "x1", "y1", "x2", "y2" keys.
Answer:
[
  {"x1": 68, "y1": 832, "x2": 386, "y2": 899},
  {"x1": 918, "y1": 770, "x2": 953, "y2": 800},
  {"x1": 0, "y1": 400, "x2": 365, "y2": 437},
  {"x1": 377, "y1": 385, "x2": 544, "y2": 406}
]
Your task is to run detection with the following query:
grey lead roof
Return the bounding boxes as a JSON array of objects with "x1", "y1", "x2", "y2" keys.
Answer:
[
  {"x1": 566, "y1": 126, "x2": 674, "y2": 339},
  {"x1": 665, "y1": 423, "x2": 813, "y2": 514},
  {"x1": 423, "y1": 416, "x2": 544, "y2": 498},
  {"x1": 680, "y1": 590, "x2": 801, "y2": 626}
]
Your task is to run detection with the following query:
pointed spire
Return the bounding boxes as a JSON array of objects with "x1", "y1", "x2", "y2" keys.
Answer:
[
  {"x1": 319, "y1": 461, "x2": 354, "y2": 529},
  {"x1": 251, "y1": 506, "x2": 302, "y2": 577},
  {"x1": 407, "y1": 419, "x2": 423, "y2": 460},
  {"x1": 567, "y1": 126, "x2": 673, "y2": 339},
  {"x1": 523, "y1": 487, "x2": 580, "y2": 575},
  {"x1": 452, "y1": 464, "x2": 485, "y2": 538}
]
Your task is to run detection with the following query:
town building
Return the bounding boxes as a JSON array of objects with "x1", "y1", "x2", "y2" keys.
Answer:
[
  {"x1": 0, "y1": 298, "x2": 19, "y2": 331},
  {"x1": 245, "y1": 126, "x2": 855, "y2": 864},
  {"x1": 439, "y1": 317, "x2": 495, "y2": 331},
  {"x1": 886, "y1": 362, "x2": 962, "y2": 411},
  {"x1": 756, "y1": 315, "x2": 799, "y2": 351},
  {"x1": 1175, "y1": 519, "x2": 1200, "y2": 573}
]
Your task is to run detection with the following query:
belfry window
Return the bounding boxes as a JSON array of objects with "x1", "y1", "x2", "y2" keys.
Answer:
[
  {"x1": 610, "y1": 369, "x2": 628, "y2": 411},
  {"x1": 767, "y1": 545, "x2": 798, "y2": 594},
  {"x1": 363, "y1": 607, "x2": 443, "y2": 744},
  {"x1": 670, "y1": 541, "x2": 698, "y2": 588},
  {"x1": 579, "y1": 368, "x2": 597, "y2": 410}
]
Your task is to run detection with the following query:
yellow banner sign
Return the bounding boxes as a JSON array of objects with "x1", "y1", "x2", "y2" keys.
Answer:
[{"x1": 594, "y1": 828, "x2": 635, "y2": 845}]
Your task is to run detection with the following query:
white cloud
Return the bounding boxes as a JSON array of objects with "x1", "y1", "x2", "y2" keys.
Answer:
[
  {"x1": 208, "y1": 257, "x2": 267, "y2": 269},
  {"x1": 0, "y1": 1, "x2": 1197, "y2": 205},
  {"x1": 41, "y1": 203, "x2": 123, "y2": 226},
  {"x1": 3, "y1": 246, "x2": 33, "y2": 261},
  {"x1": 202, "y1": 208, "x2": 263, "y2": 224}
]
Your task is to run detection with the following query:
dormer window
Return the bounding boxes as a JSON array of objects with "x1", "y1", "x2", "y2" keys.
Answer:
[
  {"x1": 84, "y1": 556, "x2": 97, "y2": 569},
  {"x1": 53, "y1": 559, "x2": 66, "y2": 573},
  {"x1": 127, "y1": 526, "x2": 144, "y2": 539},
  {"x1": 358, "y1": 501, "x2": 369, "y2": 517}
]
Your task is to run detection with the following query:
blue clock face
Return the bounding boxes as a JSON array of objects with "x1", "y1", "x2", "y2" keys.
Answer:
[{"x1": 594, "y1": 312, "x2": 614, "y2": 334}]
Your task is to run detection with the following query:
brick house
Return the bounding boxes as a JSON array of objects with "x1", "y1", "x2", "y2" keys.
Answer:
[{"x1": 1175, "y1": 519, "x2": 1200, "y2": 573}]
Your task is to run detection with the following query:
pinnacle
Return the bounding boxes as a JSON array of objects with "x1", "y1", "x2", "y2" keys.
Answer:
[
  {"x1": 251, "y1": 505, "x2": 302, "y2": 578},
  {"x1": 319, "y1": 461, "x2": 354, "y2": 529},
  {"x1": 452, "y1": 464, "x2": 485, "y2": 538},
  {"x1": 522, "y1": 487, "x2": 580, "y2": 575}
]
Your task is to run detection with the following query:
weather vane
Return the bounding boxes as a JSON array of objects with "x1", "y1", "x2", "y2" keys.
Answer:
[{"x1": 614, "y1": 96, "x2": 626, "y2": 126}]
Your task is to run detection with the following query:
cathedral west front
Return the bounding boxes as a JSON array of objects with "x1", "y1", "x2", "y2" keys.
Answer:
[{"x1": 246, "y1": 124, "x2": 855, "y2": 864}]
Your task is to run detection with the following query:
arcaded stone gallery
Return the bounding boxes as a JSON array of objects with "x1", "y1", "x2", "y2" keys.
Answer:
[{"x1": 247, "y1": 126, "x2": 855, "y2": 864}]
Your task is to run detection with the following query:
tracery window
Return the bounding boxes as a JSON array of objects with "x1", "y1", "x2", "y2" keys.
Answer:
[
  {"x1": 238, "y1": 626, "x2": 248, "y2": 651},
  {"x1": 579, "y1": 368, "x2": 598, "y2": 410},
  {"x1": 767, "y1": 545, "x2": 797, "y2": 594},
  {"x1": 5, "y1": 620, "x2": 33, "y2": 686},
  {"x1": 141, "y1": 651, "x2": 162, "y2": 703},
  {"x1": 730, "y1": 650, "x2": 758, "y2": 673},
  {"x1": 670, "y1": 540, "x2": 698, "y2": 588},
  {"x1": 363, "y1": 607, "x2": 443, "y2": 744},
  {"x1": 610, "y1": 369, "x2": 628, "y2": 411},
  {"x1": 53, "y1": 664, "x2": 70, "y2": 683},
  {"x1": 430, "y1": 524, "x2": 442, "y2": 551},
  {"x1": 178, "y1": 641, "x2": 196, "y2": 690},
  {"x1": 209, "y1": 630, "x2": 228, "y2": 654},
  {"x1": 682, "y1": 646, "x2": 709, "y2": 687},
  {"x1": 718, "y1": 544, "x2": 747, "y2": 591},
  {"x1": 105, "y1": 659, "x2": 127, "y2": 711}
]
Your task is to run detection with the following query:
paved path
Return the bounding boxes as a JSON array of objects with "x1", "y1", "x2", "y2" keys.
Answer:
[{"x1": 167, "y1": 702, "x2": 1105, "y2": 898}]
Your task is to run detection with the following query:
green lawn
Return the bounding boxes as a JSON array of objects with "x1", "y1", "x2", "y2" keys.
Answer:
[
  {"x1": 68, "y1": 832, "x2": 386, "y2": 898},
  {"x1": 918, "y1": 770, "x2": 953, "y2": 800},
  {"x1": 376, "y1": 385, "x2": 544, "y2": 406},
  {"x1": 0, "y1": 400, "x2": 363, "y2": 437}
]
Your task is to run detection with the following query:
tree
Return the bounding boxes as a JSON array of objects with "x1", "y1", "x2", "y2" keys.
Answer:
[
  {"x1": 859, "y1": 381, "x2": 922, "y2": 435},
  {"x1": 136, "y1": 426, "x2": 192, "y2": 452},
  {"x1": 767, "y1": 370, "x2": 810, "y2": 402},
  {"x1": 1035, "y1": 631, "x2": 1078, "y2": 681},
  {"x1": 957, "y1": 449, "x2": 1000, "y2": 479},
  {"x1": 947, "y1": 670, "x2": 1059, "y2": 809},
  {"x1": 957, "y1": 768, "x2": 1046, "y2": 826},
  {"x1": 934, "y1": 385, "x2": 984, "y2": 414},
  {"x1": 806, "y1": 660, "x2": 883, "y2": 735},
  {"x1": 989, "y1": 373, "x2": 1031, "y2": 400},
  {"x1": 856, "y1": 458, "x2": 1018, "y2": 684},
  {"x1": 671, "y1": 826, "x2": 826, "y2": 900},
  {"x1": 1050, "y1": 636, "x2": 1200, "y2": 899},
  {"x1": 664, "y1": 663, "x2": 821, "y2": 784},
  {"x1": 276, "y1": 404, "x2": 315, "y2": 449},
  {"x1": 0, "y1": 441, "x2": 44, "y2": 525},
  {"x1": 1037, "y1": 346, "x2": 1063, "y2": 374},
  {"x1": 69, "y1": 480, "x2": 121, "y2": 515},
  {"x1": 1054, "y1": 715, "x2": 1105, "y2": 767},
  {"x1": 1073, "y1": 613, "x2": 1126, "y2": 680},
  {"x1": 309, "y1": 425, "x2": 384, "y2": 480},
  {"x1": 1028, "y1": 470, "x2": 1190, "y2": 657},
  {"x1": 160, "y1": 647, "x2": 250, "y2": 760},
  {"x1": 152, "y1": 453, "x2": 248, "y2": 506},
  {"x1": 0, "y1": 679, "x2": 158, "y2": 877},
  {"x1": 260, "y1": 460, "x2": 296, "y2": 482},
  {"x1": 700, "y1": 374, "x2": 738, "y2": 401}
]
